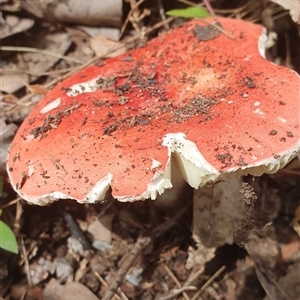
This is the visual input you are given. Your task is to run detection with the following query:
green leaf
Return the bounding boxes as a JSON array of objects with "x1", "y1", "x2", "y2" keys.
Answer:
[
  {"x1": 166, "y1": 7, "x2": 210, "y2": 19},
  {"x1": 0, "y1": 220, "x2": 18, "y2": 254}
]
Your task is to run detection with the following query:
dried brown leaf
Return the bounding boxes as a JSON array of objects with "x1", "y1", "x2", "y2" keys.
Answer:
[
  {"x1": 0, "y1": 33, "x2": 72, "y2": 93},
  {"x1": 0, "y1": 14, "x2": 34, "y2": 39},
  {"x1": 26, "y1": 84, "x2": 49, "y2": 95},
  {"x1": 90, "y1": 35, "x2": 127, "y2": 58},
  {"x1": 23, "y1": 0, "x2": 122, "y2": 27}
]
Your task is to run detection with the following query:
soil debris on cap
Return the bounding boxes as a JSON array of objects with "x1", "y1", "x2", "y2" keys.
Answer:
[{"x1": 6, "y1": 17, "x2": 300, "y2": 204}]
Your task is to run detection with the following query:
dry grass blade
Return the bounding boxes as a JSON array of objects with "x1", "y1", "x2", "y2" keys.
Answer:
[
  {"x1": 156, "y1": 0, "x2": 170, "y2": 29},
  {"x1": 202, "y1": 0, "x2": 216, "y2": 16},
  {"x1": 158, "y1": 286, "x2": 197, "y2": 300},
  {"x1": 0, "y1": 197, "x2": 21, "y2": 210},
  {"x1": 190, "y1": 265, "x2": 226, "y2": 300},
  {"x1": 13, "y1": 200, "x2": 23, "y2": 239},
  {"x1": 20, "y1": 236, "x2": 32, "y2": 287},
  {"x1": 0, "y1": 67, "x2": 78, "y2": 77},
  {"x1": 202, "y1": 19, "x2": 235, "y2": 39},
  {"x1": 119, "y1": 0, "x2": 146, "y2": 39},
  {"x1": 0, "y1": 46, "x2": 83, "y2": 65}
]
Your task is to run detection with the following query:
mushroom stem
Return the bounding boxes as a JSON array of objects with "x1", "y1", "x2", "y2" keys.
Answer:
[
  {"x1": 193, "y1": 178, "x2": 245, "y2": 247},
  {"x1": 155, "y1": 162, "x2": 187, "y2": 210}
]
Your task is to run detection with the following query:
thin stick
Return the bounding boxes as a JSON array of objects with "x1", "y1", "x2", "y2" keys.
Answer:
[
  {"x1": 63, "y1": 212, "x2": 90, "y2": 249},
  {"x1": 159, "y1": 262, "x2": 207, "y2": 300},
  {"x1": 94, "y1": 272, "x2": 128, "y2": 300},
  {"x1": 0, "y1": 46, "x2": 83, "y2": 64},
  {"x1": 163, "y1": 264, "x2": 190, "y2": 300},
  {"x1": 184, "y1": 267, "x2": 208, "y2": 288},
  {"x1": 156, "y1": 0, "x2": 170, "y2": 29},
  {"x1": 190, "y1": 265, "x2": 226, "y2": 300},
  {"x1": 158, "y1": 286, "x2": 197, "y2": 300},
  {"x1": 202, "y1": 0, "x2": 215, "y2": 16},
  {"x1": 119, "y1": 0, "x2": 146, "y2": 39},
  {"x1": 13, "y1": 200, "x2": 23, "y2": 238},
  {"x1": 101, "y1": 236, "x2": 151, "y2": 300},
  {"x1": 0, "y1": 67, "x2": 78, "y2": 77},
  {"x1": 0, "y1": 196, "x2": 21, "y2": 210},
  {"x1": 20, "y1": 236, "x2": 32, "y2": 287}
]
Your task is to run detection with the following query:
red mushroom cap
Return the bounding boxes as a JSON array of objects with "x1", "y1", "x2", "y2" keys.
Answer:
[{"x1": 7, "y1": 17, "x2": 300, "y2": 205}]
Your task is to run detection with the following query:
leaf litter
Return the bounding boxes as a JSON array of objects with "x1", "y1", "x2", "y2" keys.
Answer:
[{"x1": 1, "y1": 0, "x2": 300, "y2": 299}]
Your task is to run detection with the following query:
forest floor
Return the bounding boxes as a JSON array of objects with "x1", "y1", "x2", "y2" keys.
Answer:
[{"x1": 0, "y1": 1, "x2": 299, "y2": 299}]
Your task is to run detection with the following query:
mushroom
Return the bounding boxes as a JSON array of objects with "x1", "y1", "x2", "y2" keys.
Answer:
[{"x1": 6, "y1": 17, "x2": 300, "y2": 208}]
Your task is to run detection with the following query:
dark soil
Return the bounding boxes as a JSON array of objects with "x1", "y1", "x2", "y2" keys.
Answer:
[{"x1": 1, "y1": 0, "x2": 299, "y2": 299}]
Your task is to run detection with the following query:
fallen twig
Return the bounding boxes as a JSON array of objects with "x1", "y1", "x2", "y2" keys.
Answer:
[
  {"x1": 161, "y1": 264, "x2": 191, "y2": 300},
  {"x1": 63, "y1": 212, "x2": 90, "y2": 249},
  {"x1": 190, "y1": 265, "x2": 226, "y2": 300},
  {"x1": 0, "y1": 196, "x2": 21, "y2": 210},
  {"x1": 20, "y1": 236, "x2": 32, "y2": 287},
  {"x1": 94, "y1": 272, "x2": 128, "y2": 300},
  {"x1": 101, "y1": 236, "x2": 151, "y2": 300}
]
